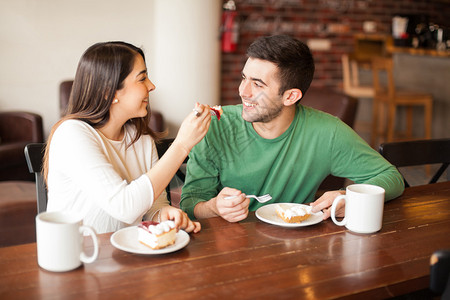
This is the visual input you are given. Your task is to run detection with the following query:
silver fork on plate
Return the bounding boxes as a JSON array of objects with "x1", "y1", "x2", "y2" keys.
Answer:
[{"x1": 224, "y1": 194, "x2": 272, "y2": 203}]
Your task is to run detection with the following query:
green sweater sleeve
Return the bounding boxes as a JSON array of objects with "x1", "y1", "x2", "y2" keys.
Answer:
[
  {"x1": 180, "y1": 138, "x2": 221, "y2": 219},
  {"x1": 329, "y1": 120, "x2": 405, "y2": 201}
]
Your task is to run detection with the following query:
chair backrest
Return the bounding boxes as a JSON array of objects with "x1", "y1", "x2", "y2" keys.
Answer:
[
  {"x1": 0, "y1": 111, "x2": 44, "y2": 143},
  {"x1": 371, "y1": 56, "x2": 395, "y2": 100},
  {"x1": 24, "y1": 143, "x2": 47, "y2": 214},
  {"x1": 155, "y1": 138, "x2": 188, "y2": 208},
  {"x1": 341, "y1": 53, "x2": 374, "y2": 99},
  {"x1": 59, "y1": 80, "x2": 73, "y2": 117},
  {"x1": 430, "y1": 249, "x2": 450, "y2": 296},
  {"x1": 379, "y1": 138, "x2": 450, "y2": 187},
  {"x1": 301, "y1": 88, "x2": 359, "y2": 191},
  {"x1": 302, "y1": 87, "x2": 358, "y2": 128}
]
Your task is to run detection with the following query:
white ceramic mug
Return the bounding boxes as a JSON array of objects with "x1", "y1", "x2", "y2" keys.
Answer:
[
  {"x1": 330, "y1": 184, "x2": 385, "y2": 234},
  {"x1": 36, "y1": 211, "x2": 99, "y2": 272}
]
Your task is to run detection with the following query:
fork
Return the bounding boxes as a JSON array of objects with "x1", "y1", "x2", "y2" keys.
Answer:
[{"x1": 224, "y1": 194, "x2": 272, "y2": 203}]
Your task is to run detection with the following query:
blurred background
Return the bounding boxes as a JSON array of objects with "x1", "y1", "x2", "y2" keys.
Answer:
[{"x1": 1, "y1": 0, "x2": 449, "y2": 139}]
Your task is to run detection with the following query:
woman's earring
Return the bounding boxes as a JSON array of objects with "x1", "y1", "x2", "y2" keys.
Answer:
[{"x1": 113, "y1": 99, "x2": 119, "y2": 104}]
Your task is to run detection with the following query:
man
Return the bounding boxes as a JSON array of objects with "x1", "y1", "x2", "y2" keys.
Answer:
[{"x1": 180, "y1": 35, "x2": 404, "y2": 222}]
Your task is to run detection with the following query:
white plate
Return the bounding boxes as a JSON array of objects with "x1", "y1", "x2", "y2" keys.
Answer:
[
  {"x1": 110, "y1": 226, "x2": 190, "y2": 255},
  {"x1": 255, "y1": 203, "x2": 324, "y2": 227}
]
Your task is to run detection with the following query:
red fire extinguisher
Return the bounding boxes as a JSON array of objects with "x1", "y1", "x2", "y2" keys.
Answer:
[{"x1": 221, "y1": 0, "x2": 239, "y2": 53}]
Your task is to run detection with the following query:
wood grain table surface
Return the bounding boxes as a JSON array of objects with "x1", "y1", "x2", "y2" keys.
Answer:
[{"x1": 1, "y1": 182, "x2": 449, "y2": 299}]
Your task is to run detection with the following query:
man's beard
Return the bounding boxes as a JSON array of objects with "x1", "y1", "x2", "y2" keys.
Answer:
[{"x1": 242, "y1": 95, "x2": 284, "y2": 123}]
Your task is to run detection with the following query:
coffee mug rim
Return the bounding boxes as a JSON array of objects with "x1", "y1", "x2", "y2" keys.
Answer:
[
  {"x1": 36, "y1": 211, "x2": 83, "y2": 225},
  {"x1": 347, "y1": 183, "x2": 385, "y2": 195}
]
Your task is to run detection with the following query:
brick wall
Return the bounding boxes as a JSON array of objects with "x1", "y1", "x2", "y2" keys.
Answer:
[{"x1": 220, "y1": 0, "x2": 449, "y2": 105}]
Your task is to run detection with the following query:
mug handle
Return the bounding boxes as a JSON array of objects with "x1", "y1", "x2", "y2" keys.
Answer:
[
  {"x1": 79, "y1": 225, "x2": 99, "y2": 264},
  {"x1": 331, "y1": 195, "x2": 347, "y2": 226}
]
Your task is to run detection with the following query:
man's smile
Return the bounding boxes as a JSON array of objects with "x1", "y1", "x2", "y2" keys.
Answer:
[{"x1": 243, "y1": 100, "x2": 256, "y2": 108}]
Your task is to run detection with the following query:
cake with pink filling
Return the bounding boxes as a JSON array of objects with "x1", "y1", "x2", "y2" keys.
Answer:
[
  {"x1": 275, "y1": 204, "x2": 312, "y2": 223},
  {"x1": 138, "y1": 220, "x2": 176, "y2": 250},
  {"x1": 210, "y1": 105, "x2": 223, "y2": 120}
]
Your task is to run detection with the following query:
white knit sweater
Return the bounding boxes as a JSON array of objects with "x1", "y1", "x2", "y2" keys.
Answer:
[{"x1": 47, "y1": 120, "x2": 168, "y2": 234}]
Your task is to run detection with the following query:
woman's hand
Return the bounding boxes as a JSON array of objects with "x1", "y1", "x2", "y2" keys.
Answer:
[
  {"x1": 174, "y1": 102, "x2": 211, "y2": 153},
  {"x1": 148, "y1": 103, "x2": 211, "y2": 201},
  {"x1": 159, "y1": 206, "x2": 201, "y2": 233}
]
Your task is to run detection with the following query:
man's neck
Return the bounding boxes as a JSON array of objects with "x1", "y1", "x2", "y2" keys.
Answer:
[{"x1": 252, "y1": 106, "x2": 297, "y2": 139}]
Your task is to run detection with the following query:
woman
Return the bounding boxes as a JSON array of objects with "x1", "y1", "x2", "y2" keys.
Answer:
[{"x1": 43, "y1": 41, "x2": 211, "y2": 234}]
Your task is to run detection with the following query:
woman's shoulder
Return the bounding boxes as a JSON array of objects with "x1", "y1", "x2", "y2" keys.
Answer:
[
  {"x1": 53, "y1": 119, "x2": 99, "y2": 144},
  {"x1": 57, "y1": 119, "x2": 94, "y2": 131}
]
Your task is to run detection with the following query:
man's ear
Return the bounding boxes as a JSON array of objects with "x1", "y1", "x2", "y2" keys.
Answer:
[{"x1": 283, "y1": 88, "x2": 303, "y2": 106}]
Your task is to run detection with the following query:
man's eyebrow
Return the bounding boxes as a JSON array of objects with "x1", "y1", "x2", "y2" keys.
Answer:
[
  {"x1": 250, "y1": 77, "x2": 267, "y2": 87},
  {"x1": 242, "y1": 72, "x2": 268, "y2": 87}
]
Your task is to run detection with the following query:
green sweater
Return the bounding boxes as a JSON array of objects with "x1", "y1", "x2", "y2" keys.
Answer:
[{"x1": 180, "y1": 104, "x2": 404, "y2": 219}]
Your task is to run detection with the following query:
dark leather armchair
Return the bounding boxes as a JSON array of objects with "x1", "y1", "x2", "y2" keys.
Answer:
[
  {"x1": 0, "y1": 111, "x2": 44, "y2": 181},
  {"x1": 302, "y1": 87, "x2": 358, "y2": 128},
  {"x1": 60, "y1": 80, "x2": 165, "y2": 132},
  {"x1": 301, "y1": 87, "x2": 359, "y2": 192}
]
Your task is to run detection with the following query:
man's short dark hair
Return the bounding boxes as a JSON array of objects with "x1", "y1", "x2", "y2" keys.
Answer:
[{"x1": 247, "y1": 35, "x2": 315, "y2": 96}]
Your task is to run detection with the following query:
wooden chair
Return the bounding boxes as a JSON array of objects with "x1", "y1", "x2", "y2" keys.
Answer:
[
  {"x1": 371, "y1": 57, "x2": 433, "y2": 147},
  {"x1": 341, "y1": 53, "x2": 375, "y2": 100},
  {"x1": 341, "y1": 53, "x2": 375, "y2": 140},
  {"x1": 379, "y1": 138, "x2": 450, "y2": 187},
  {"x1": 24, "y1": 143, "x2": 47, "y2": 214}
]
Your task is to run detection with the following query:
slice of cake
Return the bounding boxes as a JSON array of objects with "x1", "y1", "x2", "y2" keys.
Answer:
[
  {"x1": 275, "y1": 204, "x2": 312, "y2": 223},
  {"x1": 138, "y1": 220, "x2": 176, "y2": 250},
  {"x1": 210, "y1": 105, "x2": 223, "y2": 120}
]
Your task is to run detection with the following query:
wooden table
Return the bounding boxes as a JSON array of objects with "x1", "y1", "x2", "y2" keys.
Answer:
[
  {"x1": 1, "y1": 182, "x2": 449, "y2": 299},
  {"x1": 0, "y1": 181, "x2": 36, "y2": 247}
]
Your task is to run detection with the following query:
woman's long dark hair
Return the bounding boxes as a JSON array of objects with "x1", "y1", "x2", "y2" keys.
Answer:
[{"x1": 43, "y1": 41, "x2": 159, "y2": 182}]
